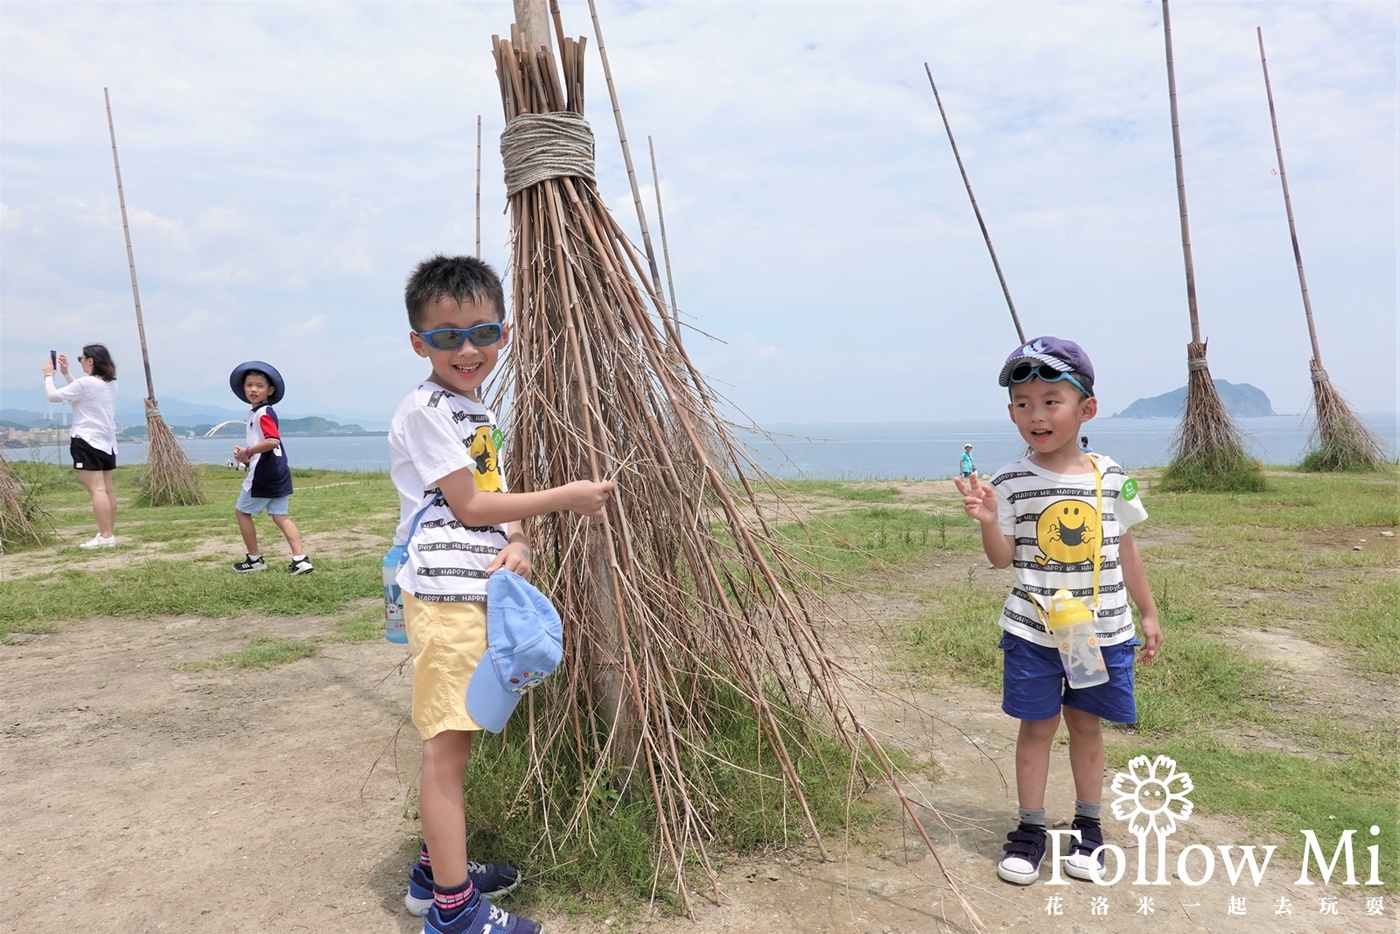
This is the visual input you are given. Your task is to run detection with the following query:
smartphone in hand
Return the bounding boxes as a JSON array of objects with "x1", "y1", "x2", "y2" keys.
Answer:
[{"x1": 50, "y1": 350, "x2": 57, "y2": 368}]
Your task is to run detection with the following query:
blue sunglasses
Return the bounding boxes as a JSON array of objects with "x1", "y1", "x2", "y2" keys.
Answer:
[
  {"x1": 416, "y1": 323, "x2": 504, "y2": 350},
  {"x1": 1008, "y1": 362, "x2": 1093, "y2": 397}
]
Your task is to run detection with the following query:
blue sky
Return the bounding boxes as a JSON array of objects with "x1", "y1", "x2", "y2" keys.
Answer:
[{"x1": 2, "y1": 1, "x2": 1395, "y2": 427}]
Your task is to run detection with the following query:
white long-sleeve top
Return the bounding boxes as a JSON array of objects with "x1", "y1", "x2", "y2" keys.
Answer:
[{"x1": 45, "y1": 375, "x2": 118, "y2": 454}]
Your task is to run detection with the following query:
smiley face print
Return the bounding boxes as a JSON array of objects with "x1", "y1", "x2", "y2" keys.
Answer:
[{"x1": 1034, "y1": 499, "x2": 1103, "y2": 568}]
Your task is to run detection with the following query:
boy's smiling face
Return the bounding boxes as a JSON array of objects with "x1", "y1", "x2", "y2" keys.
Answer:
[
  {"x1": 243, "y1": 373, "x2": 272, "y2": 407},
  {"x1": 410, "y1": 296, "x2": 509, "y2": 397},
  {"x1": 1008, "y1": 377, "x2": 1097, "y2": 462}
]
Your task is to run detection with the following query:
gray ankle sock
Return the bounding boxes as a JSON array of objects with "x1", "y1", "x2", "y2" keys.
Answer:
[
  {"x1": 1075, "y1": 800, "x2": 1101, "y2": 821},
  {"x1": 1018, "y1": 807, "x2": 1046, "y2": 827}
]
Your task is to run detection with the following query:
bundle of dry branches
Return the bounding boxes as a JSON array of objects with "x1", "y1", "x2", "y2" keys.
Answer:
[
  {"x1": 140, "y1": 399, "x2": 205, "y2": 506},
  {"x1": 1306, "y1": 364, "x2": 1387, "y2": 471},
  {"x1": 489, "y1": 22, "x2": 978, "y2": 927},
  {"x1": 0, "y1": 451, "x2": 51, "y2": 552},
  {"x1": 1170, "y1": 342, "x2": 1248, "y2": 463},
  {"x1": 1162, "y1": 342, "x2": 1264, "y2": 491}
]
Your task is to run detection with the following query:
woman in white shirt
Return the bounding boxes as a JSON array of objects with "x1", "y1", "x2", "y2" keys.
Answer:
[{"x1": 43, "y1": 344, "x2": 120, "y2": 548}]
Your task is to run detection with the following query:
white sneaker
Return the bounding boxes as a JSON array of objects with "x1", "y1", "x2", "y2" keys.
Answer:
[{"x1": 79, "y1": 534, "x2": 117, "y2": 549}]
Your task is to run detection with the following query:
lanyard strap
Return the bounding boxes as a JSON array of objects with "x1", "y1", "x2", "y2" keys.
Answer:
[
  {"x1": 402, "y1": 493, "x2": 438, "y2": 548},
  {"x1": 1029, "y1": 455, "x2": 1104, "y2": 622},
  {"x1": 1089, "y1": 455, "x2": 1103, "y2": 610}
]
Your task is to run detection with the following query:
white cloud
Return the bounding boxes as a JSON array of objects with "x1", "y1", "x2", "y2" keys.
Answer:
[
  {"x1": 282, "y1": 315, "x2": 329, "y2": 339},
  {"x1": 1, "y1": 1, "x2": 1394, "y2": 424}
]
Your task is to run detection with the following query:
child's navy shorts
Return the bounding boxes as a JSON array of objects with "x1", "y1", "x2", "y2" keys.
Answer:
[{"x1": 1000, "y1": 631, "x2": 1141, "y2": 724}]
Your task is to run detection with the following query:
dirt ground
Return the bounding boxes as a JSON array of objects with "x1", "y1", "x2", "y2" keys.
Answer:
[{"x1": 2, "y1": 501, "x2": 1394, "y2": 934}]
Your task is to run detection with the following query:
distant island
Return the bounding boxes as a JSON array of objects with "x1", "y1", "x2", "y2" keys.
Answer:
[{"x1": 1113, "y1": 380, "x2": 1275, "y2": 418}]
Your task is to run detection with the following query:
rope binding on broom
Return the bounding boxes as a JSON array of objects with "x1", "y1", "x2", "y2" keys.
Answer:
[{"x1": 501, "y1": 111, "x2": 595, "y2": 197}]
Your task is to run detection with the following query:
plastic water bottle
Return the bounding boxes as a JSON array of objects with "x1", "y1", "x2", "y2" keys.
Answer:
[
  {"x1": 1046, "y1": 589, "x2": 1108, "y2": 688},
  {"x1": 383, "y1": 544, "x2": 408, "y2": 644}
]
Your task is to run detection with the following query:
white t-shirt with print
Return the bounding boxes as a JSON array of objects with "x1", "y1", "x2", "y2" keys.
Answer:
[
  {"x1": 388, "y1": 382, "x2": 509, "y2": 603},
  {"x1": 991, "y1": 454, "x2": 1148, "y2": 648}
]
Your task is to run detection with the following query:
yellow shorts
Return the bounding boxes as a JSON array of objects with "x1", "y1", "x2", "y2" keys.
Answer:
[{"x1": 404, "y1": 592, "x2": 488, "y2": 739}]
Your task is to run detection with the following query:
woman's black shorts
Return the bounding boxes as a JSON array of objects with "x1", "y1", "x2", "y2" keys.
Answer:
[{"x1": 70, "y1": 436, "x2": 117, "y2": 472}]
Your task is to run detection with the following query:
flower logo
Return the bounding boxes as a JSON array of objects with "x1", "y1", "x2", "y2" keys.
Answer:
[{"x1": 1110, "y1": 754, "x2": 1194, "y2": 837}]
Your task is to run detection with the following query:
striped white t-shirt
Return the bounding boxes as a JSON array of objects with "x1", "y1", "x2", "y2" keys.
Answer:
[
  {"x1": 388, "y1": 383, "x2": 508, "y2": 603},
  {"x1": 990, "y1": 454, "x2": 1148, "y2": 648}
]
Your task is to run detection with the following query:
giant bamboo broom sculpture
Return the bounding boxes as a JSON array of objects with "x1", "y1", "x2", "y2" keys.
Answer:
[
  {"x1": 104, "y1": 88, "x2": 205, "y2": 506},
  {"x1": 1157, "y1": 1, "x2": 1263, "y2": 492},
  {"x1": 1257, "y1": 28, "x2": 1386, "y2": 472},
  {"x1": 489, "y1": 16, "x2": 980, "y2": 928}
]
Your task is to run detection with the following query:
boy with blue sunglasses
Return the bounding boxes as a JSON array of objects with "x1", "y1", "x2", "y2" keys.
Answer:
[
  {"x1": 954, "y1": 336, "x2": 1162, "y2": 887},
  {"x1": 388, "y1": 254, "x2": 613, "y2": 934}
]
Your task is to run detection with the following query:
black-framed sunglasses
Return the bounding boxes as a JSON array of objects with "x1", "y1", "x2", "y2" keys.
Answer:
[
  {"x1": 415, "y1": 323, "x2": 504, "y2": 350},
  {"x1": 1008, "y1": 362, "x2": 1092, "y2": 397}
]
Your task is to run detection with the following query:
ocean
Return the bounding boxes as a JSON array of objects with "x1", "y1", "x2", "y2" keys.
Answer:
[{"x1": 8, "y1": 414, "x2": 1397, "y2": 480}]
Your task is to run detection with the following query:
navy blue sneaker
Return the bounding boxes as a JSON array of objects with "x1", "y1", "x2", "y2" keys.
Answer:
[
  {"x1": 405, "y1": 861, "x2": 523, "y2": 916},
  {"x1": 998, "y1": 821, "x2": 1048, "y2": 885},
  {"x1": 1064, "y1": 816, "x2": 1106, "y2": 882},
  {"x1": 422, "y1": 896, "x2": 540, "y2": 934}
]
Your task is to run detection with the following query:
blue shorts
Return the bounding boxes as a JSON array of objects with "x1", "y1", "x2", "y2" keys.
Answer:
[
  {"x1": 1000, "y1": 632, "x2": 1140, "y2": 724},
  {"x1": 236, "y1": 489, "x2": 290, "y2": 516}
]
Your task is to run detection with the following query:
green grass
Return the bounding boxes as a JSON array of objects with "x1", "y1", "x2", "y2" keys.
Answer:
[
  {"x1": 781, "y1": 480, "x2": 907, "y2": 503},
  {"x1": 0, "y1": 557, "x2": 379, "y2": 629},
  {"x1": 772, "y1": 504, "x2": 981, "y2": 581},
  {"x1": 0, "y1": 464, "x2": 395, "y2": 644},
  {"x1": 1146, "y1": 472, "x2": 1400, "y2": 531},
  {"x1": 1159, "y1": 449, "x2": 1267, "y2": 493}
]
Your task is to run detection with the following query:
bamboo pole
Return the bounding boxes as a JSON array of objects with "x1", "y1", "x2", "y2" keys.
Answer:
[
  {"x1": 647, "y1": 136, "x2": 680, "y2": 323},
  {"x1": 585, "y1": 0, "x2": 664, "y2": 298},
  {"x1": 513, "y1": 0, "x2": 551, "y2": 53},
  {"x1": 1160, "y1": 1, "x2": 1202, "y2": 346},
  {"x1": 475, "y1": 115, "x2": 483, "y2": 259},
  {"x1": 923, "y1": 63, "x2": 1025, "y2": 343},
  {"x1": 1256, "y1": 28, "x2": 1319, "y2": 364},
  {"x1": 510, "y1": 0, "x2": 638, "y2": 764},
  {"x1": 104, "y1": 88, "x2": 155, "y2": 403}
]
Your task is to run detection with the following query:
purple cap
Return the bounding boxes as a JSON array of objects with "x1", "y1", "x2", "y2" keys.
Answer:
[{"x1": 998, "y1": 336, "x2": 1095, "y2": 389}]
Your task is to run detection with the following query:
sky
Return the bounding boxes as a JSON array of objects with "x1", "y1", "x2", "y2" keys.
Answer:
[{"x1": 1, "y1": 0, "x2": 1395, "y2": 428}]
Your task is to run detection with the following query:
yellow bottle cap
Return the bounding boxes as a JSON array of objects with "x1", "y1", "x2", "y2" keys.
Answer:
[{"x1": 1046, "y1": 589, "x2": 1094, "y2": 628}]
